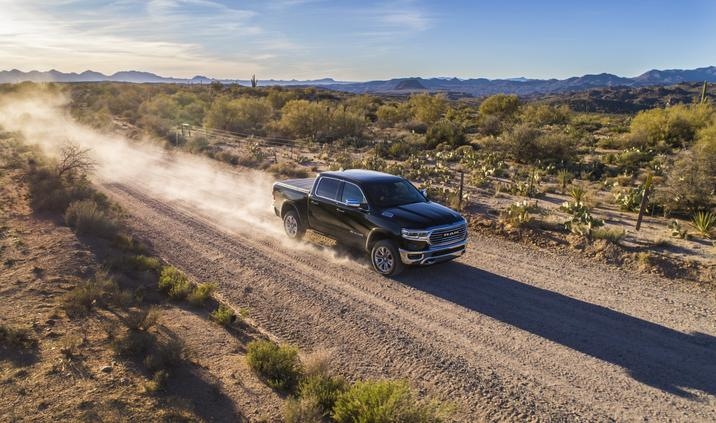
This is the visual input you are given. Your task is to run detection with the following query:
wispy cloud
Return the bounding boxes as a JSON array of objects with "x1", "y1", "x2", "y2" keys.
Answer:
[{"x1": 0, "y1": 0, "x2": 294, "y2": 78}]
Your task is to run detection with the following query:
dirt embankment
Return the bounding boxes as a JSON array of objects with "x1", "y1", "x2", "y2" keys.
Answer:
[{"x1": 0, "y1": 149, "x2": 283, "y2": 422}]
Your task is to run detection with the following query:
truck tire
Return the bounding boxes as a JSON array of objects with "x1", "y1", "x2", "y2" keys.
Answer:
[
  {"x1": 371, "y1": 239, "x2": 404, "y2": 276},
  {"x1": 283, "y1": 209, "x2": 305, "y2": 240}
]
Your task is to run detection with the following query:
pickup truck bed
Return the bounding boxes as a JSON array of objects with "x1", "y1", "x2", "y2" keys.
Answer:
[{"x1": 275, "y1": 178, "x2": 315, "y2": 193}]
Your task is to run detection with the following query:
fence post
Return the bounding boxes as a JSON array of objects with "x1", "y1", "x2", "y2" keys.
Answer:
[
  {"x1": 635, "y1": 174, "x2": 653, "y2": 231},
  {"x1": 458, "y1": 170, "x2": 465, "y2": 210}
]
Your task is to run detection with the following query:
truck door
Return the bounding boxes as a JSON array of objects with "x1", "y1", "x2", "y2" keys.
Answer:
[
  {"x1": 335, "y1": 181, "x2": 371, "y2": 247},
  {"x1": 308, "y1": 177, "x2": 343, "y2": 236}
]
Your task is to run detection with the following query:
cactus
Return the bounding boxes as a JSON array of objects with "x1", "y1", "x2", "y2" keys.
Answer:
[
  {"x1": 701, "y1": 81, "x2": 708, "y2": 104},
  {"x1": 250, "y1": 74, "x2": 257, "y2": 88}
]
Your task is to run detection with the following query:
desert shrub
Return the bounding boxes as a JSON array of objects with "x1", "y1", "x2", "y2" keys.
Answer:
[
  {"x1": 591, "y1": 227, "x2": 626, "y2": 244},
  {"x1": 0, "y1": 324, "x2": 37, "y2": 350},
  {"x1": 158, "y1": 266, "x2": 192, "y2": 300},
  {"x1": 65, "y1": 199, "x2": 117, "y2": 238},
  {"x1": 63, "y1": 274, "x2": 122, "y2": 316},
  {"x1": 409, "y1": 93, "x2": 447, "y2": 124},
  {"x1": 268, "y1": 161, "x2": 310, "y2": 178},
  {"x1": 284, "y1": 396, "x2": 323, "y2": 423},
  {"x1": 188, "y1": 282, "x2": 216, "y2": 306},
  {"x1": 210, "y1": 304, "x2": 236, "y2": 326},
  {"x1": 329, "y1": 108, "x2": 367, "y2": 140},
  {"x1": 124, "y1": 307, "x2": 161, "y2": 331},
  {"x1": 628, "y1": 103, "x2": 713, "y2": 148},
  {"x1": 376, "y1": 103, "x2": 411, "y2": 127},
  {"x1": 654, "y1": 147, "x2": 715, "y2": 214},
  {"x1": 332, "y1": 379, "x2": 446, "y2": 423},
  {"x1": 205, "y1": 96, "x2": 273, "y2": 134},
  {"x1": 143, "y1": 338, "x2": 184, "y2": 373},
  {"x1": 425, "y1": 119, "x2": 466, "y2": 149},
  {"x1": 143, "y1": 370, "x2": 170, "y2": 394},
  {"x1": 298, "y1": 374, "x2": 348, "y2": 416},
  {"x1": 504, "y1": 123, "x2": 542, "y2": 163},
  {"x1": 112, "y1": 234, "x2": 147, "y2": 254},
  {"x1": 691, "y1": 211, "x2": 716, "y2": 238},
  {"x1": 26, "y1": 167, "x2": 91, "y2": 213},
  {"x1": 533, "y1": 132, "x2": 577, "y2": 164},
  {"x1": 278, "y1": 100, "x2": 330, "y2": 140},
  {"x1": 112, "y1": 330, "x2": 153, "y2": 359},
  {"x1": 246, "y1": 339, "x2": 302, "y2": 392},
  {"x1": 479, "y1": 94, "x2": 520, "y2": 119},
  {"x1": 186, "y1": 134, "x2": 210, "y2": 153},
  {"x1": 522, "y1": 103, "x2": 571, "y2": 126},
  {"x1": 614, "y1": 147, "x2": 653, "y2": 174},
  {"x1": 123, "y1": 255, "x2": 161, "y2": 272}
]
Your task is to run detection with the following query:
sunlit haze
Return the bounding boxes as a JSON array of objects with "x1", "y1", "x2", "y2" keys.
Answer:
[{"x1": 1, "y1": 0, "x2": 715, "y2": 80}]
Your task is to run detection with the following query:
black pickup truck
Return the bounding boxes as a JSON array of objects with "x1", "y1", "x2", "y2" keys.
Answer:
[{"x1": 272, "y1": 169, "x2": 467, "y2": 276}]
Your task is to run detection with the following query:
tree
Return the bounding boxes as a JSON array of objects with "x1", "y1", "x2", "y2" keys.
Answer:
[
  {"x1": 408, "y1": 93, "x2": 447, "y2": 125},
  {"x1": 204, "y1": 96, "x2": 273, "y2": 133},
  {"x1": 425, "y1": 119, "x2": 466, "y2": 149},
  {"x1": 56, "y1": 142, "x2": 95, "y2": 180},
  {"x1": 278, "y1": 100, "x2": 330, "y2": 140},
  {"x1": 479, "y1": 94, "x2": 520, "y2": 118}
]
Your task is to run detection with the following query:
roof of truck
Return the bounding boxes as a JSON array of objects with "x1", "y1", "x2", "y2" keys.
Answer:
[{"x1": 320, "y1": 169, "x2": 402, "y2": 184}]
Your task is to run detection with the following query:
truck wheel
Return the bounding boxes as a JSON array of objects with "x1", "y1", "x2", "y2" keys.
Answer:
[
  {"x1": 283, "y1": 210, "x2": 305, "y2": 240},
  {"x1": 371, "y1": 240, "x2": 404, "y2": 276}
]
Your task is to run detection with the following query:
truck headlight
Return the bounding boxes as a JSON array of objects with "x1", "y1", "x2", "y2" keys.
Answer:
[{"x1": 401, "y1": 229, "x2": 430, "y2": 241}]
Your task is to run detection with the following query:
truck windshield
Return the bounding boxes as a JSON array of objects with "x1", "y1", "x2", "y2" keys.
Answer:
[{"x1": 364, "y1": 180, "x2": 426, "y2": 208}]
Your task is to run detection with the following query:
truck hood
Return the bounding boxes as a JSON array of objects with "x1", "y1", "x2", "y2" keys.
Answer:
[{"x1": 381, "y1": 201, "x2": 463, "y2": 228}]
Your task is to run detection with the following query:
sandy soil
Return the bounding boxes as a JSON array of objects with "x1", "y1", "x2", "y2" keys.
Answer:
[{"x1": 102, "y1": 177, "x2": 716, "y2": 422}]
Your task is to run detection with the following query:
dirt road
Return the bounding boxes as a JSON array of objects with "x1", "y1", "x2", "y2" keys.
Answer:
[{"x1": 100, "y1": 178, "x2": 716, "y2": 422}]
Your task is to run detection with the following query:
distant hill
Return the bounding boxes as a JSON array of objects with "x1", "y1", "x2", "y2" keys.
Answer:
[
  {"x1": 1, "y1": 66, "x2": 715, "y2": 98},
  {"x1": 394, "y1": 78, "x2": 426, "y2": 91}
]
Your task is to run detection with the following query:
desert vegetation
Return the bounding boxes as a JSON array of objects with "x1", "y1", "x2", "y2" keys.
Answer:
[{"x1": 22, "y1": 79, "x2": 708, "y2": 281}]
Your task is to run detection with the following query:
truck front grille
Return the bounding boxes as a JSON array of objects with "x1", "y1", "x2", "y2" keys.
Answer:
[{"x1": 429, "y1": 223, "x2": 467, "y2": 246}]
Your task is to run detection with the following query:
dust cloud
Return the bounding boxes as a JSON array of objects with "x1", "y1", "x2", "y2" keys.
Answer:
[{"x1": 0, "y1": 88, "x2": 304, "y2": 246}]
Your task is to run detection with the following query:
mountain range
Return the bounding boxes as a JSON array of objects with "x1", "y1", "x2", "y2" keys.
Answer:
[{"x1": 1, "y1": 66, "x2": 714, "y2": 97}]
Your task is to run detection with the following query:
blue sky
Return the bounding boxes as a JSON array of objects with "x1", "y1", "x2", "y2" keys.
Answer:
[{"x1": 1, "y1": 0, "x2": 714, "y2": 80}]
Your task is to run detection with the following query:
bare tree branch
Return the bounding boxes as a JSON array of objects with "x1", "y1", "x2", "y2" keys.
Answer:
[{"x1": 56, "y1": 142, "x2": 96, "y2": 179}]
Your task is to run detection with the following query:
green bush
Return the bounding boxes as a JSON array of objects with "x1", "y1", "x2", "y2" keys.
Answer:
[
  {"x1": 124, "y1": 255, "x2": 161, "y2": 272},
  {"x1": 65, "y1": 199, "x2": 117, "y2": 238},
  {"x1": 158, "y1": 266, "x2": 192, "y2": 300},
  {"x1": 479, "y1": 94, "x2": 520, "y2": 119},
  {"x1": 298, "y1": 374, "x2": 347, "y2": 416},
  {"x1": 332, "y1": 379, "x2": 445, "y2": 423},
  {"x1": 63, "y1": 274, "x2": 123, "y2": 316},
  {"x1": 283, "y1": 396, "x2": 323, "y2": 423},
  {"x1": 210, "y1": 304, "x2": 236, "y2": 325},
  {"x1": 188, "y1": 282, "x2": 216, "y2": 306},
  {"x1": 425, "y1": 119, "x2": 466, "y2": 149},
  {"x1": 246, "y1": 339, "x2": 302, "y2": 392}
]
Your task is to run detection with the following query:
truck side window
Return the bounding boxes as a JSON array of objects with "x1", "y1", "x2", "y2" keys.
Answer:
[
  {"x1": 315, "y1": 177, "x2": 341, "y2": 201},
  {"x1": 341, "y1": 183, "x2": 366, "y2": 204}
]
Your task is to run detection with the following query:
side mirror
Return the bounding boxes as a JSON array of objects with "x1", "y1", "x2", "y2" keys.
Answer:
[
  {"x1": 420, "y1": 189, "x2": 428, "y2": 199},
  {"x1": 346, "y1": 199, "x2": 368, "y2": 211}
]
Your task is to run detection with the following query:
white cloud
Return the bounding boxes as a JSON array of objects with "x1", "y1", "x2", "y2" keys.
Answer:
[{"x1": 0, "y1": 0, "x2": 292, "y2": 78}]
